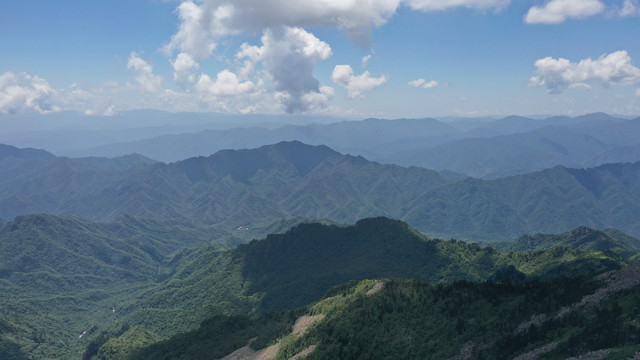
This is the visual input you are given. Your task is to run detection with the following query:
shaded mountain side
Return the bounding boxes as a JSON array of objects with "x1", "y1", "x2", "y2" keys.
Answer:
[
  {"x1": 113, "y1": 217, "x2": 625, "y2": 337},
  {"x1": 0, "y1": 216, "x2": 628, "y2": 360},
  {"x1": 111, "y1": 266, "x2": 640, "y2": 360},
  {"x1": 490, "y1": 226, "x2": 640, "y2": 257},
  {"x1": 2, "y1": 141, "x2": 640, "y2": 240}
]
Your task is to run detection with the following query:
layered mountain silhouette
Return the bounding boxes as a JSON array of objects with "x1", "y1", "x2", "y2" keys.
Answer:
[{"x1": 2, "y1": 141, "x2": 640, "y2": 240}]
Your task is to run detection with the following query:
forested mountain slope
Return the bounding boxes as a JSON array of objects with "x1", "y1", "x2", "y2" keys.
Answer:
[{"x1": 2, "y1": 141, "x2": 640, "y2": 240}]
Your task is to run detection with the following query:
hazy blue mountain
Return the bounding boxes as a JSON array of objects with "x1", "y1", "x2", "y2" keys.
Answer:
[
  {"x1": 53, "y1": 113, "x2": 640, "y2": 181},
  {"x1": 61, "y1": 117, "x2": 460, "y2": 162},
  {"x1": 0, "y1": 110, "x2": 343, "y2": 155},
  {"x1": 2, "y1": 141, "x2": 640, "y2": 240},
  {"x1": 0, "y1": 144, "x2": 56, "y2": 161},
  {"x1": 385, "y1": 126, "x2": 620, "y2": 178}
]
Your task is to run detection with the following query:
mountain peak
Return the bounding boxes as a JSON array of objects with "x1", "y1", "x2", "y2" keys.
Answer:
[
  {"x1": 177, "y1": 141, "x2": 342, "y2": 183},
  {"x1": 0, "y1": 144, "x2": 56, "y2": 161}
]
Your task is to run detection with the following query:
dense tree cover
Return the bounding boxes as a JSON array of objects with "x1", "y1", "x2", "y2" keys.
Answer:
[
  {"x1": 112, "y1": 275, "x2": 640, "y2": 360},
  {"x1": 490, "y1": 226, "x2": 640, "y2": 257},
  {"x1": 2, "y1": 141, "x2": 640, "y2": 240},
  {"x1": 0, "y1": 215, "x2": 632, "y2": 359}
]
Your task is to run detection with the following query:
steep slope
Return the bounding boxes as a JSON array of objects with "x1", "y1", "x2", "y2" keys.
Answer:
[
  {"x1": 114, "y1": 263, "x2": 640, "y2": 360},
  {"x1": 0, "y1": 216, "x2": 626, "y2": 360},
  {"x1": 0, "y1": 214, "x2": 223, "y2": 359},
  {"x1": 492, "y1": 226, "x2": 640, "y2": 257},
  {"x1": 3, "y1": 141, "x2": 640, "y2": 240},
  {"x1": 112, "y1": 217, "x2": 623, "y2": 339}
]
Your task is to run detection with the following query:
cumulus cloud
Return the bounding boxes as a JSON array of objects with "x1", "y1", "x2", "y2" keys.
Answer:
[
  {"x1": 194, "y1": 69, "x2": 256, "y2": 96},
  {"x1": 405, "y1": 0, "x2": 510, "y2": 11},
  {"x1": 164, "y1": 0, "x2": 401, "y2": 52},
  {"x1": 620, "y1": 0, "x2": 640, "y2": 16},
  {"x1": 409, "y1": 78, "x2": 438, "y2": 88},
  {"x1": 164, "y1": 0, "x2": 512, "y2": 58},
  {"x1": 524, "y1": 0, "x2": 605, "y2": 24},
  {"x1": 157, "y1": 0, "x2": 514, "y2": 114},
  {"x1": 0, "y1": 72, "x2": 58, "y2": 115},
  {"x1": 332, "y1": 64, "x2": 389, "y2": 98},
  {"x1": 237, "y1": 26, "x2": 334, "y2": 113},
  {"x1": 127, "y1": 52, "x2": 163, "y2": 93},
  {"x1": 529, "y1": 50, "x2": 640, "y2": 93},
  {"x1": 171, "y1": 52, "x2": 200, "y2": 86}
]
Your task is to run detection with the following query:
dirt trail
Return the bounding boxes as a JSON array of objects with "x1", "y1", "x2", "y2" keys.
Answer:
[
  {"x1": 218, "y1": 313, "x2": 325, "y2": 360},
  {"x1": 366, "y1": 280, "x2": 384, "y2": 295},
  {"x1": 292, "y1": 315, "x2": 325, "y2": 337}
]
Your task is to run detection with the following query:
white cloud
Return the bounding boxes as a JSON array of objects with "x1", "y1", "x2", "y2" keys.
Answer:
[
  {"x1": 524, "y1": 0, "x2": 605, "y2": 24},
  {"x1": 362, "y1": 55, "x2": 372, "y2": 68},
  {"x1": 171, "y1": 52, "x2": 200, "y2": 86},
  {"x1": 0, "y1": 72, "x2": 58, "y2": 115},
  {"x1": 409, "y1": 78, "x2": 438, "y2": 88},
  {"x1": 568, "y1": 82, "x2": 592, "y2": 90},
  {"x1": 237, "y1": 26, "x2": 334, "y2": 113},
  {"x1": 127, "y1": 52, "x2": 163, "y2": 93},
  {"x1": 165, "y1": 0, "x2": 513, "y2": 59},
  {"x1": 162, "y1": 1, "x2": 218, "y2": 60},
  {"x1": 529, "y1": 50, "x2": 640, "y2": 93},
  {"x1": 636, "y1": 88, "x2": 640, "y2": 97},
  {"x1": 423, "y1": 80, "x2": 439, "y2": 88},
  {"x1": 620, "y1": 0, "x2": 640, "y2": 16},
  {"x1": 300, "y1": 86, "x2": 335, "y2": 111},
  {"x1": 405, "y1": 0, "x2": 510, "y2": 12},
  {"x1": 409, "y1": 78, "x2": 426, "y2": 87},
  {"x1": 332, "y1": 64, "x2": 389, "y2": 98},
  {"x1": 194, "y1": 69, "x2": 256, "y2": 96}
]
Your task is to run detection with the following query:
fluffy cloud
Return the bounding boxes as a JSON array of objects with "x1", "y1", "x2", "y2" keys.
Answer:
[
  {"x1": 529, "y1": 50, "x2": 640, "y2": 93},
  {"x1": 332, "y1": 65, "x2": 389, "y2": 98},
  {"x1": 620, "y1": 0, "x2": 640, "y2": 16},
  {"x1": 405, "y1": 0, "x2": 510, "y2": 11},
  {"x1": 409, "y1": 78, "x2": 438, "y2": 88},
  {"x1": 238, "y1": 26, "x2": 334, "y2": 113},
  {"x1": 171, "y1": 52, "x2": 200, "y2": 86},
  {"x1": 0, "y1": 72, "x2": 57, "y2": 115},
  {"x1": 127, "y1": 52, "x2": 163, "y2": 93},
  {"x1": 524, "y1": 0, "x2": 605, "y2": 24},
  {"x1": 158, "y1": 0, "x2": 513, "y2": 114},
  {"x1": 194, "y1": 69, "x2": 256, "y2": 96},
  {"x1": 165, "y1": 0, "x2": 512, "y2": 56}
]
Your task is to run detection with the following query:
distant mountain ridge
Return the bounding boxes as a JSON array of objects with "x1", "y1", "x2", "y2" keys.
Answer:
[
  {"x1": 2, "y1": 141, "x2": 640, "y2": 240},
  {"x1": 47, "y1": 112, "x2": 640, "y2": 179}
]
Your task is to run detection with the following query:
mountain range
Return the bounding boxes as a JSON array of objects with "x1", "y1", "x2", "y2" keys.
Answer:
[
  {"x1": 0, "y1": 215, "x2": 635, "y2": 360},
  {"x1": 29, "y1": 112, "x2": 639, "y2": 179},
  {"x1": 2, "y1": 141, "x2": 640, "y2": 240}
]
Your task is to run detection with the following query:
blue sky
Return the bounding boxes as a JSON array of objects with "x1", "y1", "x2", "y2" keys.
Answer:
[{"x1": 1, "y1": 0, "x2": 639, "y2": 119}]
